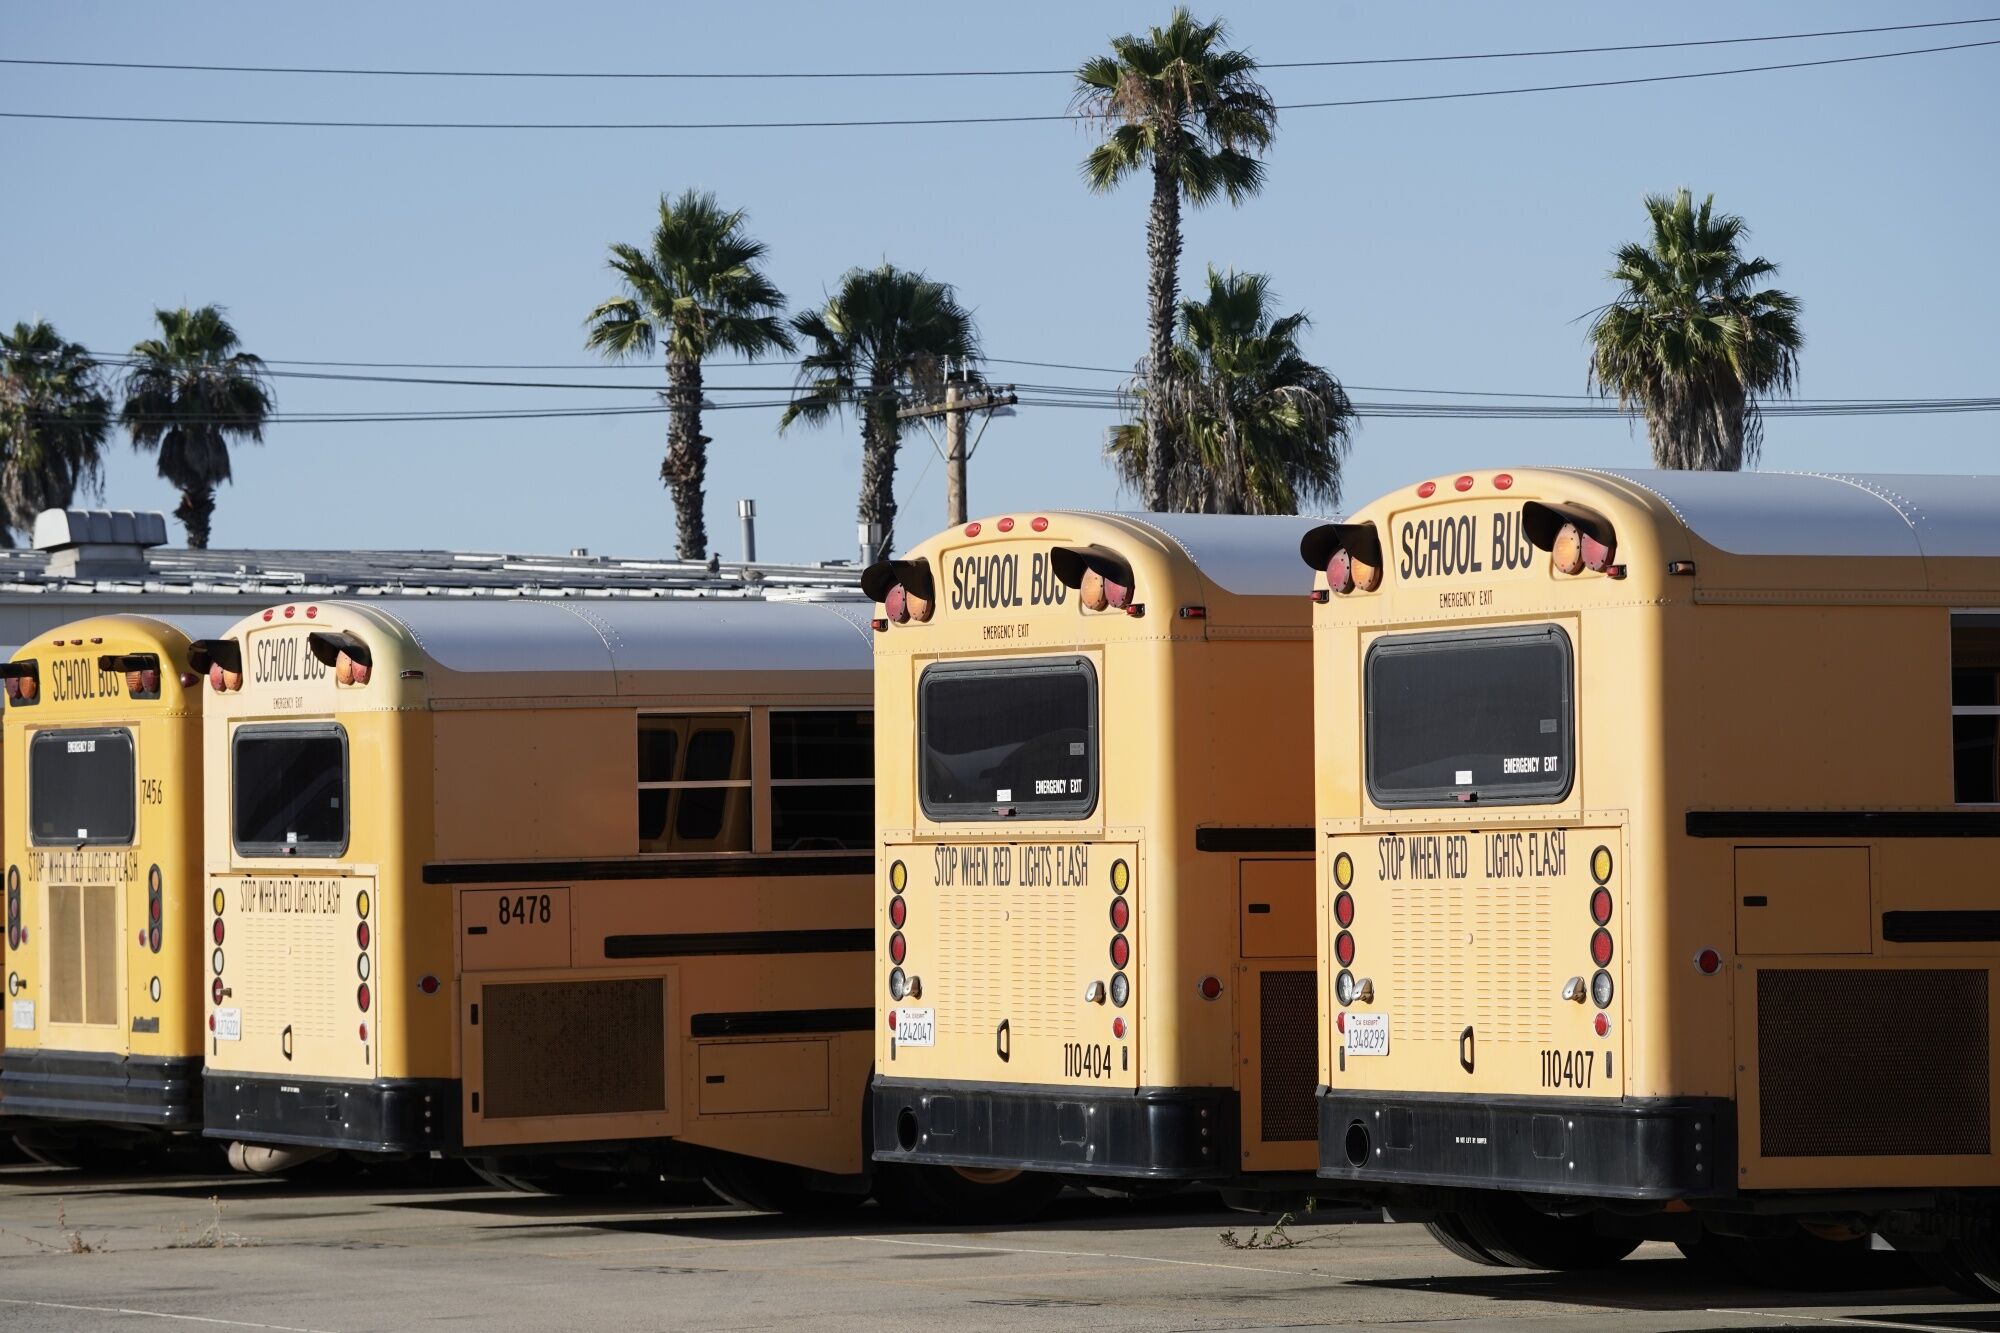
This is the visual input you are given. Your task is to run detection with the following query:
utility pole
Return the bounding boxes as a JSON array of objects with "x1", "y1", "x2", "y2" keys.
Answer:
[{"x1": 899, "y1": 373, "x2": 1018, "y2": 528}]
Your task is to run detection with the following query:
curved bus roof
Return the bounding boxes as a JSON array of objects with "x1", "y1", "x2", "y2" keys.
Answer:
[
  {"x1": 1068, "y1": 512, "x2": 1334, "y2": 598},
  {"x1": 1578, "y1": 469, "x2": 2000, "y2": 561},
  {"x1": 13, "y1": 612, "x2": 243, "y2": 656},
  {"x1": 208, "y1": 597, "x2": 875, "y2": 704}
]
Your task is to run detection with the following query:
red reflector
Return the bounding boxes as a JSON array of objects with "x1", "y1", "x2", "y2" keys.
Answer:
[
  {"x1": 1590, "y1": 887, "x2": 1613, "y2": 925},
  {"x1": 1454, "y1": 475, "x2": 1474, "y2": 492},
  {"x1": 1335, "y1": 1011, "x2": 1345, "y2": 1033},
  {"x1": 886, "y1": 1010, "x2": 897, "y2": 1030},
  {"x1": 889, "y1": 896, "x2": 907, "y2": 929},
  {"x1": 1111, "y1": 1016, "x2": 1126, "y2": 1039},
  {"x1": 1177, "y1": 605, "x2": 1206, "y2": 619},
  {"x1": 208, "y1": 1013, "x2": 216, "y2": 1031},
  {"x1": 359, "y1": 1023, "x2": 368, "y2": 1041},
  {"x1": 997, "y1": 517, "x2": 1015, "y2": 532},
  {"x1": 889, "y1": 931, "x2": 907, "y2": 964},
  {"x1": 1590, "y1": 928, "x2": 1614, "y2": 968},
  {"x1": 212, "y1": 918, "x2": 224, "y2": 944},
  {"x1": 1031, "y1": 517, "x2": 1048, "y2": 532},
  {"x1": 964, "y1": 522, "x2": 981, "y2": 537},
  {"x1": 1417, "y1": 481, "x2": 1437, "y2": 498},
  {"x1": 1334, "y1": 931, "x2": 1355, "y2": 967},
  {"x1": 1593, "y1": 1012, "x2": 1610, "y2": 1037},
  {"x1": 1494, "y1": 473, "x2": 1514, "y2": 490},
  {"x1": 357, "y1": 983, "x2": 371, "y2": 1012},
  {"x1": 418, "y1": 974, "x2": 441, "y2": 995},
  {"x1": 1198, "y1": 975, "x2": 1222, "y2": 1000},
  {"x1": 870, "y1": 618, "x2": 889, "y2": 633},
  {"x1": 1109, "y1": 935, "x2": 1130, "y2": 969},
  {"x1": 1109, "y1": 897, "x2": 1130, "y2": 932},
  {"x1": 1695, "y1": 947, "x2": 1723, "y2": 975},
  {"x1": 1334, "y1": 891, "x2": 1355, "y2": 928}
]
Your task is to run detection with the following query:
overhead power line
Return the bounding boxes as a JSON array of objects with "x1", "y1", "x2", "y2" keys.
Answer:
[
  {"x1": 5, "y1": 38, "x2": 1995, "y2": 130},
  {"x1": 6, "y1": 17, "x2": 1994, "y2": 80}
]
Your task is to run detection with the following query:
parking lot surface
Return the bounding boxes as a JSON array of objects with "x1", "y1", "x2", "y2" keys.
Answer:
[{"x1": 1, "y1": 1163, "x2": 1995, "y2": 1331}]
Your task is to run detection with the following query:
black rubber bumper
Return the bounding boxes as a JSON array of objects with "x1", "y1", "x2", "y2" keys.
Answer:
[
  {"x1": 871, "y1": 1078, "x2": 1238, "y2": 1180},
  {"x1": 1317, "y1": 1089, "x2": 1733, "y2": 1199},
  {"x1": 0, "y1": 1050, "x2": 202, "y2": 1129},
  {"x1": 203, "y1": 1073, "x2": 460, "y2": 1153}
]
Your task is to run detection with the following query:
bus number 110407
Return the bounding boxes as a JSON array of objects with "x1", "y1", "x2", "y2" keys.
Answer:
[{"x1": 1064, "y1": 1042, "x2": 1113, "y2": 1080}]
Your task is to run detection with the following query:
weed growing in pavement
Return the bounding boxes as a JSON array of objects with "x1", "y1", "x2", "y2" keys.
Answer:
[
  {"x1": 1219, "y1": 1196, "x2": 1315, "y2": 1250},
  {"x1": 3, "y1": 1200, "x2": 104, "y2": 1254},
  {"x1": 166, "y1": 1196, "x2": 255, "y2": 1249}
]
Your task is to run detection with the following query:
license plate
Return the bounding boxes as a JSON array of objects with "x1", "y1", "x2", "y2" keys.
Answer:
[
  {"x1": 213, "y1": 1007, "x2": 242, "y2": 1041},
  {"x1": 1346, "y1": 1012, "x2": 1389, "y2": 1056},
  {"x1": 893, "y1": 1007, "x2": 934, "y2": 1048},
  {"x1": 10, "y1": 999, "x2": 32, "y2": 1031}
]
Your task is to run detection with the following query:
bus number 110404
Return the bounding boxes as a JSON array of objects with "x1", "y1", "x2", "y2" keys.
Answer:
[{"x1": 1064, "y1": 1042, "x2": 1113, "y2": 1080}]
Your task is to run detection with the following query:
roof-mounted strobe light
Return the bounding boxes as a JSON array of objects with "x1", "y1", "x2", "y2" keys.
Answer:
[
  {"x1": 860, "y1": 557, "x2": 935, "y2": 629},
  {"x1": 307, "y1": 631, "x2": 373, "y2": 686},
  {"x1": 1299, "y1": 522, "x2": 1383, "y2": 599},
  {"x1": 188, "y1": 638, "x2": 243, "y2": 692},
  {"x1": 1048, "y1": 544, "x2": 1136, "y2": 614},
  {"x1": 1522, "y1": 501, "x2": 1619, "y2": 577}
]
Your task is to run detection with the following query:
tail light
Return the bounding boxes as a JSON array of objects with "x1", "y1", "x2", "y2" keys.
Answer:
[
  {"x1": 888, "y1": 932, "x2": 907, "y2": 965},
  {"x1": 211, "y1": 918, "x2": 224, "y2": 945},
  {"x1": 1334, "y1": 931, "x2": 1356, "y2": 967},
  {"x1": 1589, "y1": 887, "x2": 1613, "y2": 925},
  {"x1": 888, "y1": 896, "x2": 906, "y2": 929},
  {"x1": 1333, "y1": 891, "x2": 1355, "y2": 928},
  {"x1": 356, "y1": 982, "x2": 371, "y2": 1012},
  {"x1": 1109, "y1": 897, "x2": 1129, "y2": 931},
  {"x1": 357, "y1": 921, "x2": 370, "y2": 949},
  {"x1": 1590, "y1": 928, "x2": 1614, "y2": 968},
  {"x1": 1109, "y1": 934, "x2": 1130, "y2": 970},
  {"x1": 211, "y1": 978, "x2": 223, "y2": 1005}
]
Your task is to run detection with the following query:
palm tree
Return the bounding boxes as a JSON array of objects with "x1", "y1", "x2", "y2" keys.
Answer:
[
  {"x1": 1110, "y1": 267, "x2": 1354, "y2": 514},
  {"x1": 585, "y1": 190, "x2": 794, "y2": 560},
  {"x1": 0, "y1": 321, "x2": 111, "y2": 545},
  {"x1": 1075, "y1": 8, "x2": 1277, "y2": 510},
  {"x1": 1589, "y1": 189, "x2": 1803, "y2": 471},
  {"x1": 120, "y1": 306, "x2": 273, "y2": 549},
  {"x1": 781, "y1": 265, "x2": 980, "y2": 560}
]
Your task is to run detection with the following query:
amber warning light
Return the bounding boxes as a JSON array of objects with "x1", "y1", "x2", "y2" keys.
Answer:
[{"x1": 860, "y1": 558, "x2": 935, "y2": 630}]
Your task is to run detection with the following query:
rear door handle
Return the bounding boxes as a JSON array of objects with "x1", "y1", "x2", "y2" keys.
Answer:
[
  {"x1": 281, "y1": 1024, "x2": 294, "y2": 1062},
  {"x1": 996, "y1": 1018, "x2": 1011, "y2": 1063},
  {"x1": 1458, "y1": 1026, "x2": 1475, "y2": 1074}
]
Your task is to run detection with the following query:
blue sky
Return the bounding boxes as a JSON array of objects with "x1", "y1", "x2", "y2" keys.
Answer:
[{"x1": 2, "y1": 2, "x2": 1994, "y2": 561}]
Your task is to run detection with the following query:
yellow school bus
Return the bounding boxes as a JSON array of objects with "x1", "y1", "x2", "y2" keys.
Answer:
[
  {"x1": 865, "y1": 511, "x2": 1328, "y2": 1214},
  {"x1": 1, "y1": 615, "x2": 231, "y2": 1163},
  {"x1": 193, "y1": 596, "x2": 888, "y2": 1205},
  {"x1": 1304, "y1": 468, "x2": 2000, "y2": 1289}
]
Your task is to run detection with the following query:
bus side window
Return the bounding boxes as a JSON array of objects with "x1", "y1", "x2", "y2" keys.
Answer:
[
  {"x1": 636, "y1": 713, "x2": 751, "y2": 853},
  {"x1": 769, "y1": 710, "x2": 873, "y2": 851},
  {"x1": 1952, "y1": 613, "x2": 2000, "y2": 804}
]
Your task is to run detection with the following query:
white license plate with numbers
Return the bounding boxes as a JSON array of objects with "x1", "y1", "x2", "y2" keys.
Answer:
[
  {"x1": 894, "y1": 1007, "x2": 934, "y2": 1048},
  {"x1": 213, "y1": 1007, "x2": 242, "y2": 1041},
  {"x1": 10, "y1": 999, "x2": 32, "y2": 1031},
  {"x1": 1346, "y1": 1012, "x2": 1389, "y2": 1056}
]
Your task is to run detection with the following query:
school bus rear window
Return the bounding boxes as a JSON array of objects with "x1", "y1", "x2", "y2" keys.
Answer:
[
  {"x1": 233, "y1": 724, "x2": 348, "y2": 855},
  {"x1": 1953, "y1": 613, "x2": 2000, "y2": 804},
  {"x1": 918, "y1": 657, "x2": 1096, "y2": 820},
  {"x1": 29, "y1": 728, "x2": 136, "y2": 846},
  {"x1": 1366, "y1": 625, "x2": 1574, "y2": 807}
]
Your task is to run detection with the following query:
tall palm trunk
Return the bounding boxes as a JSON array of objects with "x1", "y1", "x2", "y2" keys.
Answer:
[
  {"x1": 662, "y1": 353, "x2": 708, "y2": 559},
  {"x1": 857, "y1": 386, "x2": 899, "y2": 561},
  {"x1": 1144, "y1": 141, "x2": 1184, "y2": 512},
  {"x1": 178, "y1": 484, "x2": 216, "y2": 550}
]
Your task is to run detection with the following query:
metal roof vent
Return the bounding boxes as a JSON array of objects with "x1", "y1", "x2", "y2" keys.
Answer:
[{"x1": 32, "y1": 509, "x2": 170, "y2": 579}]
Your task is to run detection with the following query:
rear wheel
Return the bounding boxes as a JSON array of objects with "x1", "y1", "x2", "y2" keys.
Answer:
[
  {"x1": 1457, "y1": 1195, "x2": 1639, "y2": 1270},
  {"x1": 874, "y1": 1163, "x2": 1063, "y2": 1224},
  {"x1": 1426, "y1": 1213, "x2": 1508, "y2": 1267},
  {"x1": 1938, "y1": 1228, "x2": 2000, "y2": 1298}
]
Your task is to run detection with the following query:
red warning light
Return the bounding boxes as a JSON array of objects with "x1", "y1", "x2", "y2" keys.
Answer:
[
  {"x1": 997, "y1": 517, "x2": 1015, "y2": 532},
  {"x1": 1417, "y1": 481, "x2": 1437, "y2": 498}
]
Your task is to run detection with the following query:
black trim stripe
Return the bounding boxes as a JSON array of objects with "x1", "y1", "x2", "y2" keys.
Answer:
[
  {"x1": 604, "y1": 928, "x2": 873, "y2": 960},
  {"x1": 1195, "y1": 827, "x2": 1314, "y2": 853},
  {"x1": 424, "y1": 852, "x2": 870, "y2": 885},
  {"x1": 1883, "y1": 911, "x2": 2000, "y2": 943},
  {"x1": 1687, "y1": 811, "x2": 2000, "y2": 839},
  {"x1": 690, "y1": 1008, "x2": 873, "y2": 1038}
]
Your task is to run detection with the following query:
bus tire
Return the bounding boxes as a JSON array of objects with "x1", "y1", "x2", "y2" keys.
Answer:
[
  {"x1": 1426, "y1": 1214, "x2": 1508, "y2": 1267},
  {"x1": 874, "y1": 1163, "x2": 1063, "y2": 1224},
  {"x1": 1458, "y1": 1195, "x2": 1639, "y2": 1270},
  {"x1": 702, "y1": 1156, "x2": 866, "y2": 1216},
  {"x1": 1938, "y1": 1231, "x2": 2000, "y2": 1298}
]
